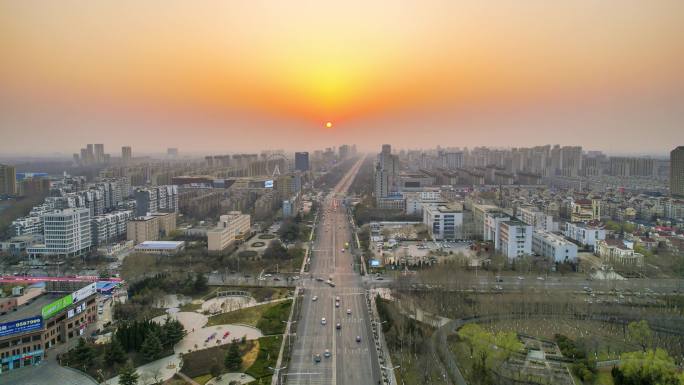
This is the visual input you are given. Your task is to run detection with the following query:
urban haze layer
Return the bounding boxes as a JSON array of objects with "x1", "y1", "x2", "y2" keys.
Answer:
[{"x1": 0, "y1": 143, "x2": 684, "y2": 385}]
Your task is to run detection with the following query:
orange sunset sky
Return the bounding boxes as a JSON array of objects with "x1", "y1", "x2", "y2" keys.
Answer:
[{"x1": 1, "y1": 1, "x2": 683, "y2": 155}]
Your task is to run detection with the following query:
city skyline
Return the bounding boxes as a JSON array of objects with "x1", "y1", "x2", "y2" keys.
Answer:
[{"x1": 1, "y1": 1, "x2": 684, "y2": 155}]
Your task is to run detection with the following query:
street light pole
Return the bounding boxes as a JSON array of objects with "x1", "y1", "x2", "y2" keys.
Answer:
[
  {"x1": 381, "y1": 365, "x2": 401, "y2": 385},
  {"x1": 268, "y1": 365, "x2": 287, "y2": 385}
]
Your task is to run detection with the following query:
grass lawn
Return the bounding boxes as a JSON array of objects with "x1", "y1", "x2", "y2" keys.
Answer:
[
  {"x1": 180, "y1": 341, "x2": 256, "y2": 378},
  {"x1": 255, "y1": 300, "x2": 292, "y2": 335},
  {"x1": 206, "y1": 299, "x2": 292, "y2": 330},
  {"x1": 179, "y1": 302, "x2": 202, "y2": 312},
  {"x1": 245, "y1": 335, "x2": 281, "y2": 383},
  {"x1": 593, "y1": 369, "x2": 615, "y2": 385},
  {"x1": 192, "y1": 374, "x2": 213, "y2": 384}
]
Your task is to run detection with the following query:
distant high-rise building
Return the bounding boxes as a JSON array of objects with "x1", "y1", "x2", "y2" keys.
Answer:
[
  {"x1": 438, "y1": 151, "x2": 463, "y2": 169},
  {"x1": 167, "y1": 148, "x2": 179, "y2": 158},
  {"x1": 374, "y1": 144, "x2": 399, "y2": 200},
  {"x1": 94, "y1": 144, "x2": 105, "y2": 163},
  {"x1": 671, "y1": 146, "x2": 684, "y2": 197},
  {"x1": 0, "y1": 164, "x2": 17, "y2": 195},
  {"x1": 86, "y1": 144, "x2": 95, "y2": 164},
  {"x1": 122, "y1": 146, "x2": 132, "y2": 163},
  {"x1": 560, "y1": 146, "x2": 582, "y2": 177},
  {"x1": 609, "y1": 157, "x2": 655, "y2": 177},
  {"x1": 339, "y1": 144, "x2": 351, "y2": 159},
  {"x1": 295, "y1": 152, "x2": 310, "y2": 171}
]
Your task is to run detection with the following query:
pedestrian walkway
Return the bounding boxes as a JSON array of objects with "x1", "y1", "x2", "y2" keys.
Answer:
[{"x1": 1, "y1": 359, "x2": 98, "y2": 385}]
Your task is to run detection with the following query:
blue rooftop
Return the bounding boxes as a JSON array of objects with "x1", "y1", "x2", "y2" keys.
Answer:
[{"x1": 136, "y1": 241, "x2": 184, "y2": 249}]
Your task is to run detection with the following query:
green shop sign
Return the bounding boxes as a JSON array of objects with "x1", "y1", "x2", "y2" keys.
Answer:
[{"x1": 41, "y1": 294, "x2": 73, "y2": 319}]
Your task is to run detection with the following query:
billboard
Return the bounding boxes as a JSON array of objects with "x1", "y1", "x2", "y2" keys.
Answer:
[
  {"x1": 72, "y1": 282, "x2": 96, "y2": 303},
  {"x1": 0, "y1": 316, "x2": 43, "y2": 338},
  {"x1": 264, "y1": 180, "x2": 274, "y2": 188},
  {"x1": 41, "y1": 293, "x2": 73, "y2": 320}
]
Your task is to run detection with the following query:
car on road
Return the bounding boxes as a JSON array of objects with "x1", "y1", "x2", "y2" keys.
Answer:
[
  {"x1": 316, "y1": 277, "x2": 324, "y2": 282},
  {"x1": 273, "y1": 277, "x2": 281, "y2": 281},
  {"x1": 264, "y1": 273, "x2": 272, "y2": 278},
  {"x1": 536, "y1": 276, "x2": 545, "y2": 281},
  {"x1": 293, "y1": 275, "x2": 300, "y2": 280},
  {"x1": 356, "y1": 335, "x2": 361, "y2": 342},
  {"x1": 321, "y1": 317, "x2": 327, "y2": 325},
  {"x1": 324, "y1": 349, "x2": 331, "y2": 358},
  {"x1": 376, "y1": 276, "x2": 384, "y2": 280},
  {"x1": 517, "y1": 276, "x2": 525, "y2": 280},
  {"x1": 335, "y1": 301, "x2": 340, "y2": 308},
  {"x1": 335, "y1": 296, "x2": 340, "y2": 301},
  {"x1": 336, "y1": 323, "x2": 341, "y2": 330},
  {"x1": 312, "y1": 296, "x2": 318, "y2": 301},
  {"x1": 347, "y1": 308, "x2": 351, "y2": 315},
  {"x1": 314, "y1": 354, "x2": 321, "y2": 363}
]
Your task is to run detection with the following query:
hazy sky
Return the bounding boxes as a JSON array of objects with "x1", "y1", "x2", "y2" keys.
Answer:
[{"x1": 1, "y1": 1, "x2": 683, "y2": 156}]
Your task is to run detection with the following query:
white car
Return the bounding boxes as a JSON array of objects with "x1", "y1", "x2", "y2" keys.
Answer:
[
  {"x1": 346, "y1": 308, "x2": 351, "y2": 315},
  {"x1": 312, "y1": 296, "x2": 318, "y2": 301},
  {"x1": 324, "y1": 349, "x2": 331, "y2": 358},
  {"x1": 264, "y1": 274, "x2": 272, "y2": 278},
  {"x1": 321, "y1": 317, "x2": 327, "y2": 325}
]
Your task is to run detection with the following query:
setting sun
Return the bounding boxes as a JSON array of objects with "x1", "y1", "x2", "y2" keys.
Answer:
[{"x1": 325, "y1": 122, "x2": 333, "y2": 129}]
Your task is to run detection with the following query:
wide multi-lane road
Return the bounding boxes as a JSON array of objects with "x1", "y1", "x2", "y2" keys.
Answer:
[{"x1": 286, "y1": 156, "x2": 381, "y2": 385}]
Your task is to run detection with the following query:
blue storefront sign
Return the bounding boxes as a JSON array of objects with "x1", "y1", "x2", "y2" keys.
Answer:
[{"x1": 0, "y1": 316, "x2": 43, "y2": 338}]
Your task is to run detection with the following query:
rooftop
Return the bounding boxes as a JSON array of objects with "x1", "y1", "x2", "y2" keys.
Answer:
[
  {"x1": 0, "y1": 293, "x2": 62, "y2": 323},
  {"x1": 135, "y1": 241, "x2": 185, "y2": 249},
  {"x1": 534, "y1": 230, "x2": 575, "y2": 246},
  {"x1": 502, "y1": 219, "x2": 528, "y2": 227}
]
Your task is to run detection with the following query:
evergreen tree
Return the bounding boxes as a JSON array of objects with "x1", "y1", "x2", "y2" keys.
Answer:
[
  {"x1": 194, "y1": 272, "x2": 208, "y2": 293},
  {"x1": 140, "y1": 331, "x2": 163, "y2": 361},
  {"x1": 118, "y1": 361, "x2": 139, "y2": 385},
  {"x1": 106, "y1": 337, "x2": 127, "y2": 365},
  {"x1": 72, "y1": 338, "x2": 95, "y2": 370},
  {"x1": 162, "y1": 319, "x2": 185, "y2": 347},
  {"x1": 224, "y1": 342, "x2": 242, "y2": 371}
]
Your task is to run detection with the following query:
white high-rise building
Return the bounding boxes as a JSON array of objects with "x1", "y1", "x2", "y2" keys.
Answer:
[{"x1": 27, "y1": 208, "x2": 92, "y2": 257}]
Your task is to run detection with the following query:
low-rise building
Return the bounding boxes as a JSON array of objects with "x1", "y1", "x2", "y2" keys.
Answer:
[
  {"x1": 570, "y1": 198, "x2": 601, "y2": 222},
  {"x1": 497, "y1": 220, "x2": 533, "y2": 259},
  {"x1": 532, "y1": 230, "x2": 578, "y2": 262},
  {"x1": 134, "y1": 240, "x2": 185, "y2": 255},
  {"x1": 564, "y1": 221, "x2": 606, "y2": 250},
  {"x1": 595, "y1": 239, "x2": 644, "y2": 267},
  {"x1": 208, "y1": 211, "x2": 251, "y2": 253},
  {"x1": 0, "y1": 282, "x2": 97, "y2": 374},
  {"x1": 127, "y1": 216, "x2": 160, "y2": 244},
  {"x1": 423, "y1": 204, "x2": 464, "y2": 240},
  {"x1": 518, "y1": 206, "x2": 559, "y2": 232}
]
